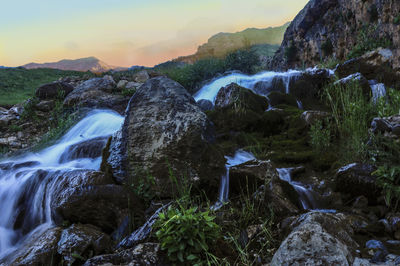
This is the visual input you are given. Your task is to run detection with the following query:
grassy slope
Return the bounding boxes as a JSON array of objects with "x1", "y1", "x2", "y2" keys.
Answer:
[{"x1": 0, "y1": 68, "x2": 89, "y2": 106}]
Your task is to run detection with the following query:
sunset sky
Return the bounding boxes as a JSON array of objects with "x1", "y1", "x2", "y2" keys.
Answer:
[{"x1": 0, "y1": 0, "x2": 308, "y2": 67}]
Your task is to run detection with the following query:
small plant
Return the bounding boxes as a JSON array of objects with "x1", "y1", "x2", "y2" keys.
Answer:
[
  {"x1": 121, "y1": 87, "x2": 136, "y2": 97},
  {"x1": 309, "y1": 119, "x2": 331, "y2": 154},
  {"x1": 318, "y1": 57, "x2": 341, "y2": 69},
  {"x1": 373, "y1": 165, "x2": 400, "y2": 209},
  {"x1": 130, "y1": 171, "x2": 156, "y2": 203},
  {"x1": 155, "y1": 205, "x2": 221, "y2": 265},
  {"x1": 376, "y1": 88, "x2": 400, "y2": 117},
  {"x1": 20, "y1": 97, "x2": 39, "y2": 121},
  {"x1": 394, "y1": 15, "x2": 400, "y2": 25}
]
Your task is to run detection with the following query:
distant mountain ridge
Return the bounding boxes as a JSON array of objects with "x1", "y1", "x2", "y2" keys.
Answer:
[
  {"x1": 22, "y1": 57, "x2": 126, "y2": 72},
  {"x1": 175, "y1": 22, "x2": 290, "y2": 63}
]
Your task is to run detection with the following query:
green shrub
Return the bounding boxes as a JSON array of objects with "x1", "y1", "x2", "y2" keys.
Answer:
[
  {"x1": 318, "y1": 57, "x2": 341, "y2": 69},
  {"x1": 373, "y1": 165, "x2": 400, "y2": 209},
  {"x1": 224, "y1": 48, "x2": 260, "y2": 74},
  {"x1": 347, "y1": 24, "x2": 392, "y2": 59},
  {"x1": 394, "y1": 15, "x2": 400, "y2": 25},
  {"x1": 155, "y1": 205, "x2": 220, "y2": 265},
  {"x1": 376, "y1": 88, "x2": 400, "y2": 117},
  {"x1": 309, "y1": 119, "x2": 331, "y2": 154},
  {"x1": 324, "y1": 81, "x2": 374, "y2": 162}
]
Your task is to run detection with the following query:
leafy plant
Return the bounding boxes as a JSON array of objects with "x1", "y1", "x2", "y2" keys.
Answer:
[
  {"x1": 376, "y1": 88, "x2": 400, "y2": 117},
  {"x1": 373, "y1": 165, "x2": 400, "y2": 209},
  {"x1": 155, "y1": 205, "x2": 221, "y2": 265},
  {"x1": 394, "y1": 15, "x2": 400, "y2": 25},
  {"x1": 224, "y1": 48, "x2": 260, "y2": 74}
]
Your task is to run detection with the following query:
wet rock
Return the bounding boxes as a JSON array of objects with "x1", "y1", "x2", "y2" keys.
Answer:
[
  {"x1": 104, "y1": 76, "x2": 225, "y2": 197},
  {"x1": 353, "y1": 254, "x2": 400, "y2": 266},
  {"x1": 371, "y1": 115, "x2": 400, "y2": 138},
  {"x1": 64, "y1": 77, "x2": 128, "y2": 114},
  {"x1": 83, "y1": 243, "x2": 163, "y2": 266},
  {"x1": 366, "y1": 240, "x2": 389, "y2": 263},
  {"x1": 215, "y1": 83, "x2": 268, "y2": 111},
  {"x1": 117, "y1": 80, "x2": 128, "y2": 89},
  {"x1": 35, "y1": 81, "x2": 74, "y2": 100},
  {"x1": 253, "y1": 76, "x2": 286, "y2": 96},
  {"x1": 50, "y1": 170, "x2": 141, "y2": 233},
  {"x1": 353, "y1": 196, "x2": 369, "y2": 209},
  {"x1": 58, "y1": 224, "x2": 111, "y2": 265},
  {"x1": 271, "y1": 211, "x2": 354, "y2": 265},
  {"x1": 289, "y1": 68, "x2": 333, "y2": 101},
  {"x1": 125, "y1": 81, "x2": 143, "y2": 90},
  {"x1": 5, "y1": 227, "x2": 62, "y2": 266},
  {"x1": 0, "y1": 114, "x2": 18, "y2": 128},
  {"x1": 197, "y1": 99, "x2": 214, "y2": 112},
  {"x1": 334, "y1": 73, "x2": 371, "y2": 95},
  {"x1": 335, "y1": 163, "x2": 380, "y2": 204},
  {"x1": 301, "y1": 110, "x2": 330, "y2": 125},
  {"x1": 58, "y1": 136, "x2": 108, "y2": 163}
]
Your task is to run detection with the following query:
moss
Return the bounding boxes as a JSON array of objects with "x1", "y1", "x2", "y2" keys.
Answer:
[
  {"x1": 270, "y1": 150, "x2": 314, "y2": 164},
  {"x1": 267, "y1": 91, "x2": 298, "y2": 107}
]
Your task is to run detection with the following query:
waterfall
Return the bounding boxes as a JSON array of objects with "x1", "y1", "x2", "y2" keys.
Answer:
[
  {"x1": 213, "y1": 150, "x2": 255, "y2": 209},
  {"x1": 276, "y1": 168, "x2": 316, "y2": 210},
  {"x1": 369, "y1": 80, "x2": 387, "y2": 103},
  {"x1": 193, "y1": 70, "x2": 302, "y2": 103},
  {"x1": 0, "y1": 110, "x2": 123, "y2": 260}
]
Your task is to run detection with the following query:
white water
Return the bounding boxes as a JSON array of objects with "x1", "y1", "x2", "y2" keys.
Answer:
[
  {"x1": 0, "y1": 110, "x2": 123, "y2": 260},
  {"x1": 369, "y1": 81, "x2": 387, "y2": 103},
  {"x1": 217, "y1": 150, "x2": 256, "y2": 206},
  {"x1": 194, "y1": 70, "x2": 302, "y2": 103},
  {"x1": 277, "y1": 168, "x2": 316, "y2": 210}
]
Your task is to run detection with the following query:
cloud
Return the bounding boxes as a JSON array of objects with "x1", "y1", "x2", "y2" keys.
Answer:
[{"x1": 64, "y1": 41, "x2": 79, "y2": 51}]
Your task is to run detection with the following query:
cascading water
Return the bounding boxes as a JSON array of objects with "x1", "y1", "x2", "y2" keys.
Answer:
[
  {"x1": 0, "y1": 109, "x2": 123, "y2": 261},
  {"x1": 369, "y1": 80, "x2": 387, "y2": 103},
  {"x1": 214, "y1": 150, "x2": 255, "y2": 209},
  {"x1": 194, "y1": 70, "x2": 302, "y2": 103},
  {"x1": 276, "y1": 168, "x2": 316, "y2": 210}
]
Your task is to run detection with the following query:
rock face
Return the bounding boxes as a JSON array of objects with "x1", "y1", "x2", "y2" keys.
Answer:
[
  {"x1": 35, "y1": 82, "x2": 74, "y2": 100},
  {"x1": 63, "y1": 76, "x2": 129, "y2": 114},
  {"x1": 271, "y1": 0, "x2": 400, "y2": 73},
  {"x1": 104, "y1": 76, "x2": 225, "y2": 197},
  {"x1": 271, "y1": 212, "x2": 357, "y2": 265}
]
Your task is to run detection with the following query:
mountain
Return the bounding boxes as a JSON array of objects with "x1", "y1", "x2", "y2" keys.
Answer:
[
  {"x1": 175, "y1": 22, "x2": 289, "y2": 64},
  {"x1": 271, "y1": 0, "x2": 400, "y2": 70},
  {"x1": 22, "y1": 57, "x2": 126, "y2": 72}
]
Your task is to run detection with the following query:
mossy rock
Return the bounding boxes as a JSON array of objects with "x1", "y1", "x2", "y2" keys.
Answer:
[{"x1": 268, "y1": 91, "x2": 298, "y2": 108}]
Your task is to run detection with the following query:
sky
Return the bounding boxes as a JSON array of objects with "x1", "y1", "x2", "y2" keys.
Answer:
[{"x1": 0, "y1": 0, "x2": 308, "y2": 67}]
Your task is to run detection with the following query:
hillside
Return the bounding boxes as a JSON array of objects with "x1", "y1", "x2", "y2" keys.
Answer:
[
  {"x1": 23, "y1": 57, "x2": 125, "y2": 72},
  {"x1": 175, "y1": 23, "x2": 289, "y2": 63}
]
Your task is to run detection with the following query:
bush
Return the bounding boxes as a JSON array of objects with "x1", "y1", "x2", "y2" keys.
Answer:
[
  {"x1": 347, "y1": 24, "x2": 392, "y2": 59},
  {"x1": 224, "y1": 49, "x2": 260, "y2": 74},
  {"x1": 373, "y1": 165, "x2": 400, "y2": 209},
  {"x1": 394, "y1": 15, "x2": 400, "y2": 25},
  {"x1": 155, "y1": 205, "x2": 220, "y2": 265},
  {"x1": 376, "y1": 88, "x2": 400, "y2": 117}
]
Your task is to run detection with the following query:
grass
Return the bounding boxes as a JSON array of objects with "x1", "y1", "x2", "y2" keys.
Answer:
[{"x1": 0, "y1": 68, "x2": 91, "y2": 106}]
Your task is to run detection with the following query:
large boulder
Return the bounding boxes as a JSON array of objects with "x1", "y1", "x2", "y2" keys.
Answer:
[
  {"x1": 197, "y1": 99, "x2": 214, "y2": 112},
  {"x1": 371, "y1": 115, "x2": 400, "y2": 138},
  {"x1": 271, "y1": 212, "x2": 358, "y2": 265},
  {"x1": 4, "y1": 227, "x2": 62, "y2": 266},
  {"x1": 103, "y1": 76, "x2": 225, "y2": 197},
  {"x1": 335, "y1": 163, "x2": 380, "y2": 204},
  {"x1": 35, "y1": 82, "x2": 74, "y2": 100},
  {"x1": 57, "y1": 224, "x2": 111, "y2": 265},
  {"x1": 58, "y1": 136, "x2": 108, "y2": 163},
  {"x1": 63, "y1": 77, "x2": 129, "y2": 114},
  {"x1": 50, "y1": 170, "x2": 142, "y2": 233}
]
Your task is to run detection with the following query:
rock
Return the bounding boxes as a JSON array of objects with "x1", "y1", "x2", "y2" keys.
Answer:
[
  {"x1": 125, "y1": 81, "x2": 143, "y2": 90},
  {"x1": 334, "y1": 73, "x2": 371, "y2": 95},
  {"x1": 301, "y1": 110, "x2": 330, "y2": 125},
  {"x1": 253, "y1": 77, "x2": 286, "y2": 96},
  {"x1": 133, "y1": 70, "x2": 150, "y2": 83},
  {"x1": 63, "y1": 77, "x2": 128, "y2": 114},
  {"x1": 35, "y1": 100, "x2": 55, "y2": 112},
  {"x1": 0, "y1": 114, "x2": 18, "y2": 128},
  {"x1": 365, "y1": 240, "x2": 388, "y2": 263},
  {"x1": 197, "y1": 99, "x2": 214, "y2": 112},
  {"x1": 271, "y1": 212, "x2": 357, "y2": 265},
  {"x1": 58, "y1": 224, "x2": 111, "y2": 265},
  {"x1": 215, "y1": 83, "x2": 268, "y2": 111},
  {"x1": 335, "y1": 163, "x2": 380, "y2": 204},
  {"x1": 50, "y1": 170, "x2": 141, "y2": 233},
  {"x1": 353, "y1": 196, "x2": 369, "y2": 209},
  {"x1": 83, "y1": 243, "x2": 163, "y2": 266},
  {"x1": 103, "y1": 76, "x2": 225, "y2": 197},
  {"x1": 289, "y1": 68, "x2": 333, "y2": 101},
  {"x1": 5, "y1": 227, "x2": 62, "y2": 266},
  {"x1": 35, "y1": 82, "x2": 75, "y2": 100},
  {"x1": 58, "y1": 136, "x2": 108, "y2": 163},
  {"x1": 117, "y1": 80, "x2": 128, "y2": 89},
  {"x1": 267, "y1": 91, "x2": 298, "y2": 107},
  {"x1": 336, "y1": 48, "x2": 400, "y2": 87},
  {"x1": 371, "y1": 115, "x2": 400, "y2": 137}
]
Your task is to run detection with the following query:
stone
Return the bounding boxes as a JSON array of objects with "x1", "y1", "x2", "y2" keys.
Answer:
[
  {"x1": 133, "y1": 70, "x2": 150, "y2": 83},
  {"x1": 353, "y1": 196, "x2": 369, "y2": 209},
  {"x1": 58, "y1": 224, "x2": 111, "y2": 265},
  {"x1": 371, "y1": 115, "x2": 400, "y2": 137},
  {"x1": 35, "y1": 82, "x2": 75, "y2": 100},
  {"x1": 103, "y1": 76, "x2": 225, "y2": 197},
  {"x1": 35, "y1": 100, "x2": 55, "y2": 112},
  {"x1": 271, "y1": 212, "x2": 357, "y2": 265},
  {"x1": 197, "y1": 99, "x2": 214, "y2": 112},
  {"x1": 335, "y1": 163, "x2": 380, "y2": 204},
  {"x1": 117, "y1": 80, "x2": 128, "y2": 89},
  {"x1": 301, "y1": 110, "x2": 330, "y2": 125},
  {"x1": 334, "y1": 73, "x2": 371, "y2": 95},
  {"x1": 58, "y1": 136, "x2": 108, "y2": 163},
  {"x1": 125, "y1": 81, "x2": 143, "y2": 90}
]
